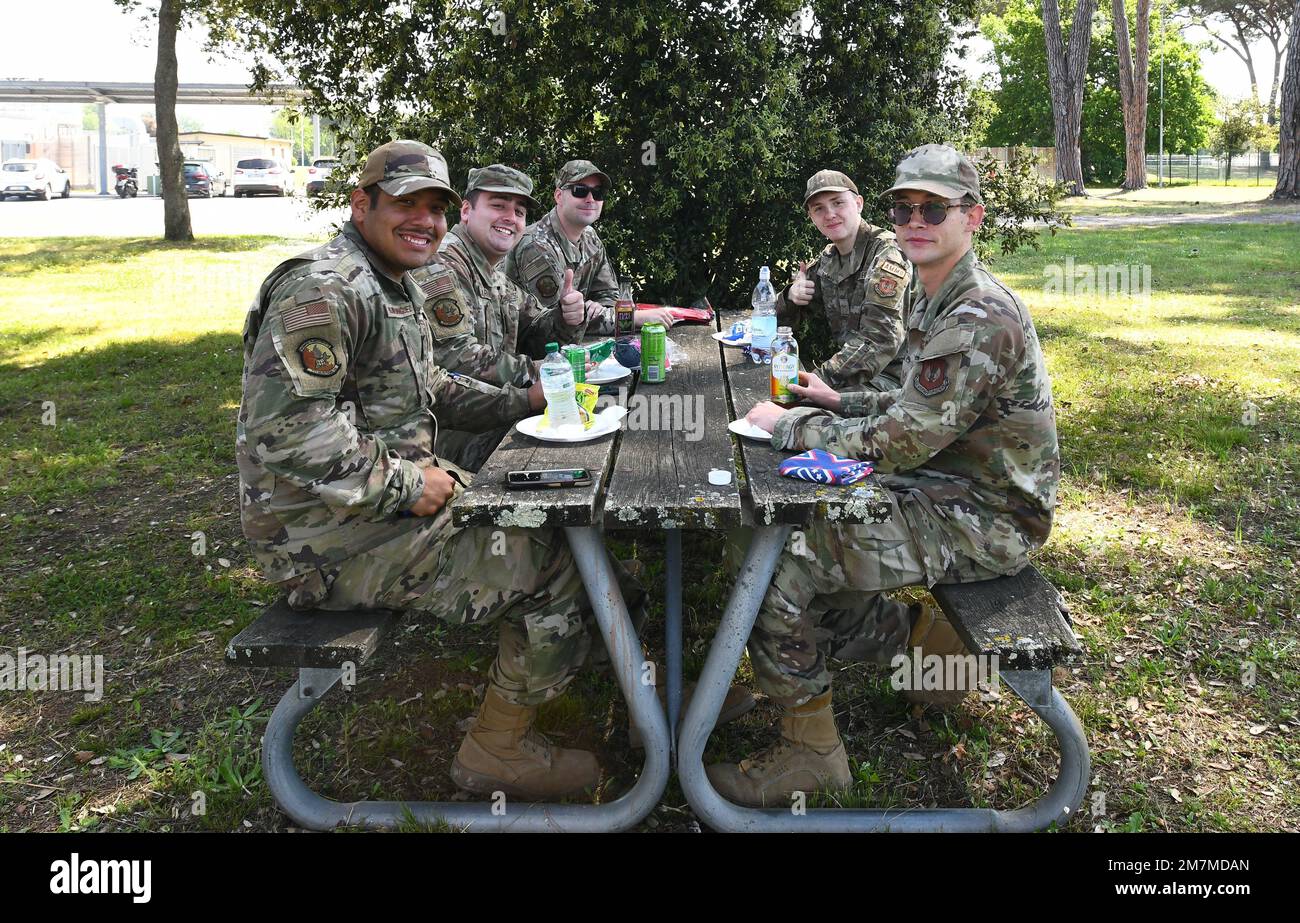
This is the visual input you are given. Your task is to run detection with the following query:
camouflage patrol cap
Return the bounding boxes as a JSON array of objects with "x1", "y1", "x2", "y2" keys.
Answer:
[
  {"x1": 883, "y1": 144, "x2": 983, "y2": 204},
  {"x1": 357, "y1": 140, "x2": 461, "y2": 206},
  {"x1": 803, "y1": 170, "x2": 859, "y2": 207},
  {"x1": 555, "y1": 159, "x2": 611, "y2": 190},
  {"x1": 464, "y1": 164, "x2": 541, "y2": 210}
]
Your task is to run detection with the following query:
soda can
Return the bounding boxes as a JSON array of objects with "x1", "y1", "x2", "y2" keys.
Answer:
[
  {"x1": 563, "y1": 344, "x2": 587, "y2": 384},
  {"x1": 640, "y1": 322, "x2": 667, "y2": 384}
]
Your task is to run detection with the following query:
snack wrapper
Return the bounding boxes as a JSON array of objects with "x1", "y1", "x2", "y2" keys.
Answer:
[{"x1": 542, "y1": 382, "x2": 601, "y2": 430}]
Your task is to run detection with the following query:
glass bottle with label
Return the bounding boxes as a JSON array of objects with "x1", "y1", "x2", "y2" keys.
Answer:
[
  {"x1": 770, "y1": 326, "x2": 799, "y2": 402},
  {"x1": 615, "y1": 278, "x2": 636, "y2": 335}
]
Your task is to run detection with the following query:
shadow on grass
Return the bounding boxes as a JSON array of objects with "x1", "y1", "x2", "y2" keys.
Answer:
[
  {"x1": 0, "y1": 324, "x2": 102, "y2": 358},
  {"x1": 0, "y1": 235, "x2": 289, "y2": 276}
]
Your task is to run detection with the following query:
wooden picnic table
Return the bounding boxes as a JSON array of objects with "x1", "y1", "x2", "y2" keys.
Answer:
[{"x1": 449, "y1": 308, "x2": 1087, "y2": 833}]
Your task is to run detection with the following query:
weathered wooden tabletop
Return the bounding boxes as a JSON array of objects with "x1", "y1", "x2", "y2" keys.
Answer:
[
  {"x1": 719, "y1": 319, "x2": 892, "y2": 527},
  {"x1": 451, "y1": 308, "x2": 893, "y2": 530}
]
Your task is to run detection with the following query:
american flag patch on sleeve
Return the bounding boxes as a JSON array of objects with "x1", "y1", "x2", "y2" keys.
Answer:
[
  {"x1": 281, "y1": 300, "x2": 332, "y2": 332},
  {"x1": 420, "y1": 272, "x2": 455, "y2": 300}
]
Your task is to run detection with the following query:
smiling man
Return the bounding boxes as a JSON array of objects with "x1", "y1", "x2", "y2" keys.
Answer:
[
  {"x1": 238, "y1": 140, "x2": 618, "y2": 800},
  {"x1": 505, "y1": 159, "x2": 675, "y2": 332},
  {"x1": 777, "y1": 170, "x2": 912, "y2": 391},
  {"x1": 429, "y1": 164, "x2": 589, "y2": 470},
  {"x1": 709, "y1": 145, "x2": 1060, "y2": 807}
]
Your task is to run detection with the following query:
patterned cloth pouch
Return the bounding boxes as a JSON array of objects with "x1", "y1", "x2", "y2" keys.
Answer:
[{"x1": 777, "y1": 449, "x2": 873, "y2": 486}]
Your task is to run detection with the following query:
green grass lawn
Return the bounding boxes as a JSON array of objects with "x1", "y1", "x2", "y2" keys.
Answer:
[{"x1": 1, "y1": 225, "x2": 1296, "y2": 832}]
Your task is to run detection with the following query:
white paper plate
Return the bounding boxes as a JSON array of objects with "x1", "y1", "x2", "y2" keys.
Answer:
[
  {"x1": 584, "y1": 363, "x2": 633, "y2": 384},
  {"x1": 712, "y1": 331, "x2": 751, "y2": 347},
  {"x1": 517, "y1": 406, "x2": 627, "y2": 443},
  {"x1": 728, "y1": 418, "x2": 772, "y2": 441}
]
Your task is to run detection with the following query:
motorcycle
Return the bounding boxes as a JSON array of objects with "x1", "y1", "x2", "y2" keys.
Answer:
[{"x1": 112, "y1": 165, "x2": 138, "y2": 199}]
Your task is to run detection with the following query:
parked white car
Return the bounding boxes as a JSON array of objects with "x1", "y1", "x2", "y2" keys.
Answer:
[
  {"x1": 1, "y1": 159, "x2": 72, "y2": 200},
  {"x1": 232, "y1": 158, "x2": 293, "y2": 197}
]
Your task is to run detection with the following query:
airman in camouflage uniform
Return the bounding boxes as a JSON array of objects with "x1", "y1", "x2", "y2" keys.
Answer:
[
  {"x1": 430, "y1": 164, "x2": 589, "y2": 470},
  {"x1": 238, "y1": 141, "x2": 622, "y2": 800},
  {"x1": 505, "y1": 159, "x2": 678, "y2": 335},
  {"x1": 777, "y1": 170, "x2": 912, "y2": 391},
  {"x1": 710, "y1": 145, "x2": 1060, "y2": 806}
]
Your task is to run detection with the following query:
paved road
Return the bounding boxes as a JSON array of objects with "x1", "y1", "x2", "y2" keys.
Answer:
[{"x1": 0, "y1": 190, "x2": 348, "y2": 239}]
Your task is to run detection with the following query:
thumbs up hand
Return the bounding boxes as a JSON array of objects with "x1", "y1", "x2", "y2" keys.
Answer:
[
  {"x1": 558, "y1": 268, "x2": 586, "y2": 326},
  {"x1": 789, "y1": 260, "x2": 815, "y2": 306}
]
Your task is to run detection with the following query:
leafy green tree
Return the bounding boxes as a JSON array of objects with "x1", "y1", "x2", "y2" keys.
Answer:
[
  {"x1": 212, "y1": 0, "x2": 1060, "y2": 306},
  {"x1": 983, "y1": 0, "x2": 1215, "y2": 184},
  {"x1": 1210, "y1": 98, "x2": 1272, "y2": 179},
  {"x1": 270, "y1": 106, "x2": 338, "y2": 164}
]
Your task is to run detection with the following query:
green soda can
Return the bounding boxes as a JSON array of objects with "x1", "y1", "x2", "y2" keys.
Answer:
[
  {"x1": 563, "y1": 344, "x2": 587, "y2": 384},
  {"x1": 640, "y1": 322, "x2": 667, "y2": 383}
]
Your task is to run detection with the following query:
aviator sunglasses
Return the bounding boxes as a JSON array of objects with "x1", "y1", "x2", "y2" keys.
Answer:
[
  {"x1": 888, "y1": 200, "x2": 967, "y2": 226},
  {"x1": 565, "y1": 183, "x2": 607, "y2": 201}
]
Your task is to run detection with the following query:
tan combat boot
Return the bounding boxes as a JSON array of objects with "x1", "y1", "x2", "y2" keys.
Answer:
[
  {"x1": 450, "y1": 686, "x2": 600, "y2": 800},
  {"x1": 705, "y1": 690, "x2": 851, "y2": 807},
  {"x1": 903, "y1": 603, "x2": 974, "y2": 708},
  {"x1": 627, "y1": 681, "x2": 756, "y2": 750}
]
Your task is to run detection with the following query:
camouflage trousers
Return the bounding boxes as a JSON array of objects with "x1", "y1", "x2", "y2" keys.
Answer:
[
  {"x1": 728, "y1": 490, "x2": 1001, "y2": 708},
  {"x1": 280, "y1": 510, "x2": 641, "y2": 706}
]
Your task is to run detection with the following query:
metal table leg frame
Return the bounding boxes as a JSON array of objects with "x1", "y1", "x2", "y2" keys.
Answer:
[
  {"x1": 260, "y1": 527, "x2": 670, "y2": 831},
  {"x1": 665, "y1": 527, "x2": 683, "y2": 761},
  {"x1": 676, "y1": 526, "x2": 1091, "y2": 831}
]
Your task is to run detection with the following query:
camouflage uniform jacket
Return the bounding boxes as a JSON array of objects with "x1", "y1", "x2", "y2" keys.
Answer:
[
  {"x1": 237, "y1": 222, "x2": 520, "y2": 582},
  {"x1": 775, "y1": 220, "x2": 911, "y2": 390},
  {"x1": 504, "y1": 207, "x2": 621, "y2": 334},
  {"x1": 432, "y1": 223, "x2": 585, "y2": 384},
  {"x1": 772, "y1": 249, "x2": 1059, "y2": 577}
]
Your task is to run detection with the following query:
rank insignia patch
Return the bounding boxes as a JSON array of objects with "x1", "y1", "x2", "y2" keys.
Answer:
[
  {"x1": 433, "y1": 298, "x2": 464, "y2": 327},
  {"x1": 298, "y1": 339, "x2": 340, "y2": 377},
  {"x1": 914, "y1": 357, "x2": 949, "y2": 397},
  {"x1": 873, "y1": 275, "x2": 899, "y2": 299},
  {"x1": 536, "y1": 275, "x2": 559, "y2": 299}
]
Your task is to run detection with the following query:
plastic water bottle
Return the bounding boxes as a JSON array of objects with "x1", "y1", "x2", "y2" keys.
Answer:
[
  {"x1": 540, "y1": 342, "x2": 582, "y2": 429},
  {"x1": 750, "y1": 266, "x2": 777, "y2": 364}
]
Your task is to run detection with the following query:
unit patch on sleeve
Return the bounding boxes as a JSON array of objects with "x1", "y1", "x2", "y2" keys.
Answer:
[
  {"x1": 433, "y1": 297, "x2": 464, "y2": 327},
  {"x1": 914, "y1": 357, "x2": 949, "y2": 397},
  {"x1": 873, "y1": 275, "x2": 899, "y2": 299},
  {"x1": 298, "y1": 338, "x2": 340, "y2": 377},
  {"x1": 536, "y1": 274, "x2": 559, "y2": 299}
]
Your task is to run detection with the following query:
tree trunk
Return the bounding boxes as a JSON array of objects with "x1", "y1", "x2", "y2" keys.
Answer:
[
  {"x1": 1042, "y1": 0, "x2": 1098, "y2": 195},
  {"x1": 155, "y1": 0, "x2": 193, "y2": 242},
  {"x1": 1267, "y1": 34, "x2": 1283, "y2": 124},
  {"x1": 1113, "y1": 0, "x2": 1150, "y2": 190},
  {"x1": 1274, "y1": 0, "x2": 1300, "y2": 199}
]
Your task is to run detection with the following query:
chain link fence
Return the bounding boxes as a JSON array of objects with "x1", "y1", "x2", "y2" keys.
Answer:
[{"x1": 1144, "y1": 150, "x2": 1278, "y2": 185}]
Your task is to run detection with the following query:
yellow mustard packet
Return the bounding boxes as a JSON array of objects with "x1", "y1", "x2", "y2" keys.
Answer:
[{"x1": 542, "y1": 382, "x2": 600, "y2": 430}]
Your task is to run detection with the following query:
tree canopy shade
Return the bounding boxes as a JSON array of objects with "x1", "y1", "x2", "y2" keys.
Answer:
[
  {"x1": 982, "y1": 0, "x2": 1215, "y2": 185},
  {"x1": 210, "y1": 0, "x2": 1062, "y2": 306}
]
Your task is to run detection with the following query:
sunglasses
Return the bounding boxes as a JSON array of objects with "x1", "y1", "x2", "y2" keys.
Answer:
[
  {"x1": 565, "y1": 183, "x2": 607, "y2": 201},
  {"x1": 888, "y1": 200, "x2": 967, "y2": 226}
]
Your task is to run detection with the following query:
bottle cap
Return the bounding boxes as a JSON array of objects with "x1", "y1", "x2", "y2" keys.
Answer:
[
  {"x1": 777, "y1": 326, "x2": 792, "y2": 335},
  {"x1": 759, "y1": 266, "x2": 770, "y2": 279},
  {"x1": 546, "y1": 342, "x2": 558, "y2": 353},
  {"x1": 708, "y1": 468, "x2": 732, "y2": 486}
]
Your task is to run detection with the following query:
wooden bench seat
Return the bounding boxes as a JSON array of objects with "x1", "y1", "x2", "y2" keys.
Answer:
[
  {"x1": 930, "y1": 563, "x2": 1081, "y2": 672},
  {"x1": 224, "y1": 599, "x2": 401, "y2": 670}
]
